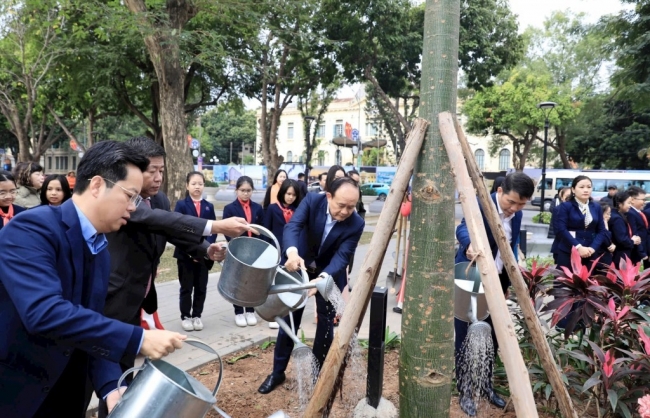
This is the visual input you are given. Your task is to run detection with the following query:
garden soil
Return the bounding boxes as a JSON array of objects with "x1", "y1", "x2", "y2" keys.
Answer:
[{"x1": 192, "y1": 344, "x2": 555, "y2": 418}]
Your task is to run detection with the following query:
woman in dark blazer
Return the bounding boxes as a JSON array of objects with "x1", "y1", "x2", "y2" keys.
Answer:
[
  {"x1": 0, "y1": 170, "x2": 25, "y2": 231},
  {"x1": 594, "y1": 200, "x2": 615, "y2": 272},
  {"x1": 552, "y1": 175, "x2": 607, "y2": 271},
  {"x1": 264, "y1": 179, "x2": 302, "y2": 250},
  {"x1": 173, "y1": 172, "x2": 217, "y2": 332},
  {"x1": 223, "y1": 176, "x2": 265, "y2": 327},
  {"x1": 608, "y1": 191, "x2": 641, "y2": 267}
]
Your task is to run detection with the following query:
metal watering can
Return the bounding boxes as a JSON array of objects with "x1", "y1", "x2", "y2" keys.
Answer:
[
  {"x1": 255, "y1": 267, "x2": 309, "y2": 322},
  {"x1": 108, "y1": 338, "x2": 226, "y2": 418},
  {"x1": 453, "y1": 261, "x2": 489, "y2": 324},
  {"x1": 218, "y1": 224, "x2": 334, "y2": 308}
]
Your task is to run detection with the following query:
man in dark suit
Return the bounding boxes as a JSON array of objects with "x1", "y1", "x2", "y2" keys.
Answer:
[
  {"x1": 258, "y1": 177, "x2": 365, "y2": 394},
  {"x1": 0, "y1": 141, "x2": 187, "y2": 418},
  {"x1": 601, "y1": 185, "x2": 617, "y2": 207},
  {"x1": 297, "y1": 172, "x2": 309, "y2": 197},
  {"x1": 97, "y1": 137, "x2": 252, "y2": 417},
  {"x1": 454, "y1": 172, "x2": 534, "y2": 416},
  {"x1": 311, "y1": 172, "x2": 327, "y2": 193},
  {"x1": 627, "y1": 186, "x2": 648, "y2": 265}
]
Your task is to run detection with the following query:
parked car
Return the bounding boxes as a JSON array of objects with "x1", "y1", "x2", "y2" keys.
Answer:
[
  {"x1": 360, "y1": 183, "x2": 390, "y2": 200},
  {"x1": 307, "y1": 181, "x2": 321, "y2": 192}
]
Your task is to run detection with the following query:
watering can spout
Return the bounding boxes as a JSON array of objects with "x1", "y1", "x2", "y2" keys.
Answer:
[{"x1": 267, "y1": 274, "x2": 334, "y2": 302}]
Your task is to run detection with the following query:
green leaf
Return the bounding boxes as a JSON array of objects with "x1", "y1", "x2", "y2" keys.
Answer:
[
  {"x1": 607, "y1": 389, "x2": 618, "y2": 411},
  {"x1": 544, "y1": 383, "x2": 552, "y2": 400},
  {"x1": 581, "y1": 371, "x2": 602, "y2": 393},
  {"x1": 618, "y1": 401, "x2": 633, "y2": 418}
]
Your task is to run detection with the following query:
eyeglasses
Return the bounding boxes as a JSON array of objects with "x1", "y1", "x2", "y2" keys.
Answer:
[
  {"x1": 0, "y1": 190, "x2": 17, "y2": 198},
  {"x1": 94, "y1": 177, "x2": 142, "y2": 207}
]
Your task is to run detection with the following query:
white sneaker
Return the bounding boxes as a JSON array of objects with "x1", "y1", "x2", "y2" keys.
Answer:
[
  {"x1": 245, "y1": 312, "x2": 257, "y2": 326},
  {"x1": 192, "y1": 317, "x2": 203, "y2": 331},
  {"x1": 181, "y1": 318, "x2": 194, "y2": 331},
  {"x1": 235, "y1": 314, "x2": 247, "y2": 327},
  {"x1": 268, "y1": 321, "x2": 279, "y2": 329}
]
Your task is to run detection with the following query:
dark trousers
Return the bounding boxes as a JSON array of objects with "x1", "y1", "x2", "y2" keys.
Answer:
[
  {"x1": 454, "y1": 271, "x2": 509, "y2": 399},
  {"x1": 34, "y1": 350, "x2": 90, "y2": 418},
  {"x1": 234, "y1": 304, "x2": 254, "y2": 314},
  {"x1": 272, "y1": 291, "x2": 336, "y2": 377},
  {"x1": 178, "y1": 259, "x2": 209, "y2": 319}
]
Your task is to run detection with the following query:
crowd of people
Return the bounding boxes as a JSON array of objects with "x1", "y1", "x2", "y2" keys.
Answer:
[{"x1": 0, "y1": 138, "x2": 370, "y2": 416}]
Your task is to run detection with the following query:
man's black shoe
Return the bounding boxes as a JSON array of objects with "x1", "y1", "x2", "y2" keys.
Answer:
[
  {"x1": 392, "y1": 306, "x2": 402, "y2": 314},
  {"x1": 459, "y1": 396, "x2": 477, "y2": 416},
  {"x1": 258, "y1": 373, "x2": 286, "y2": 394},
  {"x1": 487, "y1": 391, "x2": 506, "y2": 409}
]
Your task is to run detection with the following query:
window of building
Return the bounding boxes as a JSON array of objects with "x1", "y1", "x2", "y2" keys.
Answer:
[
  {"x1": 287, "y1": 122, "x2": 294, "y2": 139},
  {"x1": 47, "y1": 157, "x2": 52, "y2": 170},
  {"x1": 498, "y1": 149, "x2": 510, "y2": 171},
  {"x1": 335, "y1": 149, "x2": 341, "y2": 165},
  {"x1": 365, "y1": 123, "x2": 378, "y2": 137},
  {"x1": 334, "y1": 120, "x2": 343, "y2": 137},
  {"x1": 318, "y1": 151, "x2": 325, "y2": 166},
  {"x1": 317, "y1": 123, "x2": 325, "y2": 138},
  {"x1": 287, "y1": 151, "x2": 293, "y2": 163},
  {"x1": 474, "y1": 149, "x2": 485, "y2": 171}
]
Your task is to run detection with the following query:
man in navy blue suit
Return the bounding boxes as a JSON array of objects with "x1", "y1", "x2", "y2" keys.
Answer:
[
  {"x1": 258, "y1": 177, "x2": 365, "y2": 394},
  {"x1": 627, "y1": 186, "x2": 648, "y2": 265},
  {"x1": 454, "y1": 172, "x2": 534, "y2": 416},
  {"x1": 0, "y1": 141, "x2": 189, "y2": 418}
]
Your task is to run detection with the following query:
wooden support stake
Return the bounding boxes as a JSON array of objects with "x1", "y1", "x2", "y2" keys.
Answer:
[
  {"x1": 303, "y1": 118, "x2": 429, "y2": 417},
  {"x1": 438, "y1": 112, "x2": 539, "y2": 418},
  {"x1": 452, "y1": 117, "x2": 578, "y2": 418}
]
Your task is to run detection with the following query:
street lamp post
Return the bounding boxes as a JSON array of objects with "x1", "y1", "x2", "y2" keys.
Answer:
[
  {"x1": 537, "y1": 101, "x2": 557, "y2": 220},
  {"x1": 304, "y1": 115, "x2": 316, "y2": 179}
]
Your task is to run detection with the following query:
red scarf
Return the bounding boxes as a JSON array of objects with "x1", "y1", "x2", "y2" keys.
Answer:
[
  {"x1": 0, "y1": 205, "x2": 14, "y2": 226},
  {"x1": 277, "y1": 202, "x2": 294, "y2": 224},
  {"x1": 239, "y1": 198, "x2": 252, "y2": 237},
  {"x1": 192, "y1": 199, "x2": 201, "y2": 217}
]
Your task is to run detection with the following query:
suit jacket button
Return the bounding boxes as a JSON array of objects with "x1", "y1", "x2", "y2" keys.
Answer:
[
  {"x1": 43, "y1": 386, "x2": 50, "y2": 393},
  {"x1": 63, "y1": 349, "x2": 71, "y2": 356}
]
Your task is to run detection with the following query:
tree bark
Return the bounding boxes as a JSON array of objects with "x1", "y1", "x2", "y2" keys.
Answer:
[
  {"x1": 439, "y1": 112, "x2": 539, "y2": 417},
  {"x1": 124, "y1": 0, "x2": 195, "y2": 208},
  {"x1": 399, "y1": 0, "x2": 460, "y2": 416}
]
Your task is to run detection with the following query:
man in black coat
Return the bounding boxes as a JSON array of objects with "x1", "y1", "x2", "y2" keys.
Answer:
[{"x1": 297, "y1": 172, "x2": 309, "y2": 198}]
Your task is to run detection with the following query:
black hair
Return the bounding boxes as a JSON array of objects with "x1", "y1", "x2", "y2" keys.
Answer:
[
  {"x1": 277, "y1": 179, "x2": 302, "y2": 207},
  {"x1": 558, "y1": 186, "x2": 571, "y2": 201},
  {"x1": 318, "y1": 172, "x2": 327, "y2": 181},
  {"x1": 613, "y1": 191, "x2": 631, "y2": 209},
  {"x1": 236, "y1": 176, "x2": 254, "y2": 191},
  {"x1": 40, "y1": 175, "x2": 72, "y2": 205},
  {"x1": 599, "y1": 200, "x2": 612, "y2": 214},
  {"x1": 74, "y1": 141, "x2": 149, "y2": 194},
  {"x1": 271, "y1": 169, "x2": 288, "y2": 186},
  {"x1": 185, "y1": 171, "x2": 205, "y2": 198},
  {"x1": 348, "y1": 169, "x2": 360, "y2": 177},
  {"x1": 328, "y1": 177, "x2": 359, "y2": 196},
  {"x1": 297, "y1": 172, "x2": 305, "y2": 179},
  {"x1": 490, "y1": 176, "x2": 505, "y2": 194},
  {"x1": 501, "y1": 172, "x2": 534, "y2": 199},
  {"x1": 0, "y1": 170, "x2": 16, "y2": 186},
  {"x1": 13, "y1": 161, "x2": 44, "y2": 188},
  {"x1": 627, "y1": 185, "x2": 645, "y2": 198},
  {"x1": 325, "y1": 165, "x2": 347, "y2": 192},
  {"x1": 126, "y1": 136, "x2": 166, "y2": 159}
]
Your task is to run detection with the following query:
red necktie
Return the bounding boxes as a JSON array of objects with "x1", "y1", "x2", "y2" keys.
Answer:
[
  {"x1": 239, "y1": 199, "x2": 252, "y2": 237},
  {"x1": 144, "y1": 199, "x2": 153, "y2": 297},
  {"x1": 0, "y1": 204, "x2": 14, "y2": 226},
  {"x1": 194, "y1": 200, "x2": 201, "y2": 217}
]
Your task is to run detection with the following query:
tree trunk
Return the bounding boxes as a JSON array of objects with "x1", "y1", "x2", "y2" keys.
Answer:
[
  {"x1": 399, "y1": 0, "x2": 460, "y2": 416},
  {"x1": 124, "y1": 0, "x2": 195, "y2": 208}
]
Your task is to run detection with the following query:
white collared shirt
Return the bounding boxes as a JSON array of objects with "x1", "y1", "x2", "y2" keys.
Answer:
[{"x1": 494, "y1": 195, "x2": 514, "y2": 274}]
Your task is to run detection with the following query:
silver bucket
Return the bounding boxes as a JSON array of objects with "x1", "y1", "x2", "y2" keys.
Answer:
[
  {"x1": 108, "y1": 339, "x2": 224, "y2": 418},
  {"x1": 454, "y1": 261, "x2": 489, "y2": 323},
  {"x1": 218, "y1": 224, "x2": 281, "y2": 307},
  {"x1": 255, "y1": 267, "x2": 309, "y2": 322}
]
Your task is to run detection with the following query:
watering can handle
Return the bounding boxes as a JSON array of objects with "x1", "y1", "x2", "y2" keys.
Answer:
[
  {"x1": 184, "y1": 337, "x2": 224, "y2": 398},
  {"x1": 248, "y1": 224, "x2": 281, "y2": 263},
  {"x1": 116, "y1": 364, "x2": 145, "y2": 392}
]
